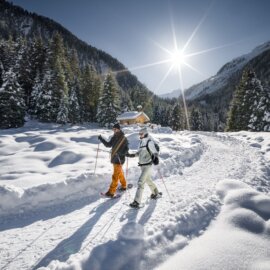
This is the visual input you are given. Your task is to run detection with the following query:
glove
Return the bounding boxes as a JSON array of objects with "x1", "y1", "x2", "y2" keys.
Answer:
[
  {"x1": 126, "y1": 153, "x2": 135, "y2": 158},
  {"x1": 152, "y1": 154, "x2": 159, "y2": 165},
  {"x1": 98, "y1": 135, "x2": 102, "y2": 140}
]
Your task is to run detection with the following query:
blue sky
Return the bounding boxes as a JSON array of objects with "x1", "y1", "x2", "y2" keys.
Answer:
[{"x1": 9, "y1": 0, "x2": 270, "y2": 95}]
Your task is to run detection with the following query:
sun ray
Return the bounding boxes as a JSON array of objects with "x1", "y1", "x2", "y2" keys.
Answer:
[
  {"x1": 182, "y1": 0, "x2": 214, "y2": 53},
  {"x1": 182, "y1": 61, "x2": 205, "y2": 77},
  {"x1": 112, "y1": 59, "x2": 171, "y2": 75},
  {"x1": 155, "y1": 64, "x2": 175, "y2": 92},
  {"x1": 185, "y1": 40, "x2": 244, "y2": 58},
  {"x1": 110, "y1": 0, "x2": 243, "y2": 131},
  {"x1": 142, "y1": 64, "x2": 175, "y2": 112},
  {"x1": 177, "y1": 65, "x2": 190, "y2": 130},
  {"x1": 151, "y1": 39, "x2": 173, "y2": 56}
]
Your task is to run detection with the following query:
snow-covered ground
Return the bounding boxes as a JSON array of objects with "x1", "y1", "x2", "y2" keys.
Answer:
[{"x1": 0, "y1": 123, "x2": 270, "y2": 270}]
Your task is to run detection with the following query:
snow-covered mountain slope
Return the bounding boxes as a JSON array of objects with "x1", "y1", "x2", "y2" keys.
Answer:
[
  {"x1": 0, "y1": 123, "x2": 270, "y2": 270},
  {"x1": 185, "y1": 41, "x2": 270, "y2": 100},
  {"x1": 159, "y1": 89, "x2": 181, "y2": 99}
]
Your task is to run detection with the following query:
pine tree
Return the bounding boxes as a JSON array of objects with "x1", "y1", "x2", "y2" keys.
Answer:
[
  {"x1": 0, "y1": 69, "x2": 25, "y2": 128},
  {"x1": 57, "y1": 92, "x2": 69, "y2": 124},
  {"x1": 248, "y1": 82, "x2": 270, "y2": 131},
  {"x1": 120, "y1": 90, "x2": 133, "y2": 112},
  {"x1": 68, "y1": 80, "x2": 81, "y2": 124},
  {"x1": 171, "y1": 103, "x2": 183, "y2": 131},
  {"x1": 152, "y1": 104, "x2": 162, "y2": 124},
  {"x1": 97, "y1": 73, "x2": 121, "y2": 127},
  {"x1": 190, "y1": 107, "x2": 203, "y2": 131},
  {"x1": 28, "y1": 36, "x2": 47, "y2": 112},
  {"x1": 35, "y1": 34, "x2": 68, "y2": 122},
  {"x1": 16, "y1": 37, "x2": 33, "y2": 107},
  {"x1": 81, "y1": 65, "x2": 101, "y2": 121},
  {"x1": 226, "y1": 70, "x2": 252, "y2": 131}
]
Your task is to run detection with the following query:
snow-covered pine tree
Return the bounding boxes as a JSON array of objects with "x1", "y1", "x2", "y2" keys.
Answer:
[
  {"x1": 226, "y1": 70, "x2": 251, "y2": 131},
  {"x1": 152, "y1": 104, "x2": 162, "y2": 125},
  {"x1": 68, "y1": 79, "x2": 81, "y2": 124},
  {"x1": 57, "y1": 92, "x2": 69, "y2": 124},
  {"x1": 35, "y1": 33, "x2": 69, "y2": 122},
  {"x1": 30, "y1": 71, "x2": 43, "y2": 117},
  {"x1": 171, "y1": 103, "x2": 183, "y2": 131},
  {"x1": 262, "y1": 84, "x2": 270, "y2": 131},
  {"x1": 248, "y1": 81, "x2": 270, "y2": 131},
  {"x1": 0, "y1": 69, "x2": 25, "y2": 128},
  {"x1": 97, "y1": 72, "x2": 121, "y2": 127},
  {"x1": 190, "y1": 107, "x2": 203, "y2": 131},
  {"x1": 28, "y1": 36, "x2": 47, "y2": 111},
  {"x1": 0, "y1": 60, "x2": 3, "y2": 87},
  {"x1": 66, "y1": 49, "x2": 82, "y2": 123},
  {"x1": 120, "y1": 90, "x2": 133, "y2": 112},
  {"x1": 0, "y1": 36, "x2": 16, "y2": 73},
  {"x1": 16, "y1": 37, "x2": 33, "y2": 108},
  {"x1": 81, "y1": 65, "x2": 101, "y2": 121}
]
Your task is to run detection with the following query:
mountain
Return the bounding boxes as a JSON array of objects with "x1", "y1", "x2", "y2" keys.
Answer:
[
  {"x1": 159, "y1": 88, "x2": 181, "y2": 99},
  {"x1": 183, "y1": 41, "x2": 270, "y2": 131},
  {"x1": 185, "y1": 41, "x2": 270, "y2": 101},
  {"x1": 0, "y1": 0, "x2": 166, "y2": 117}
]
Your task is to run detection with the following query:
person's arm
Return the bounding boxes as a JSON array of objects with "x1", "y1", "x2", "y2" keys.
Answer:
[
  {"x1": 148, "y1": 140, "x2": 158, "y2": 156},
  {"x1": 98, "y1": 135, "x2": 114, "y2": 147}
]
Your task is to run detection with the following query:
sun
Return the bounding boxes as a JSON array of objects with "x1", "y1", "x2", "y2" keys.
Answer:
[{"x1": 170, "y1": 49, "x2": 186, "y2": 67}]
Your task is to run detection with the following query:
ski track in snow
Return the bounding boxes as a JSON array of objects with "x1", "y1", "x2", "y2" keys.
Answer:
[{"x1": 1, "y1": 132, "x2": 270, "y2": 270}]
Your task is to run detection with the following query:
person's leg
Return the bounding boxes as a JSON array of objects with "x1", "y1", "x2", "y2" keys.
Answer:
[
  {"x1": 118, "y1": 163, "x2": 127, "y2": 189},
  {"x1": 108, "y1": 164, "x2": 121, "y2": 195},
  {"x1": 146, "y1": 177, "x2": 159, "y2": 195},
  {"x1": 134, "y1": 165, "x2": 151, "y2": 204}
]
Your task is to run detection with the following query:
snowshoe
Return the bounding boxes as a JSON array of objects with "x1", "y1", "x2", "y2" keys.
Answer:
[
  {"x1": 129, "y1": 200, "x2": 144, "y2": 209},
  {"x1": 150, "y1": 192, "x2": 162, "y2": 200},
  {"x1": 118, "y1": 183, "x2": 133, "y2": 192},
  {"x1": 100, "y1": 192, "x2": 121, "y2": 199}
]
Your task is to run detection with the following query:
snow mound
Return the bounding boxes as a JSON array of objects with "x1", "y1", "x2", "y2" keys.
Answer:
[
  {"x1": 48, "y1": 151, "x2": 84, "y2": 167},
  {"x1": 158, "y1": 180, "x2": 270, "y2": 270},
  {"x1": 34, "y1": 142, "x2": 57, "y2": 151}
]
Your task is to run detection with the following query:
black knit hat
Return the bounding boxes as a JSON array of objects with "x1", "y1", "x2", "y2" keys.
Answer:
[{"x1": 113, "y1": 123, "x2": 121, "y2": 130}]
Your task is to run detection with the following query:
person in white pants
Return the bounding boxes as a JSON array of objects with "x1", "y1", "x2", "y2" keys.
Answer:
[{"x1": 127, "y1": 127, "x2": 161, "y2": 208}]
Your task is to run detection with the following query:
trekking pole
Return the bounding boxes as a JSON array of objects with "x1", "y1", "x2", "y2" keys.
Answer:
[
  {"x1": 94, "y1": 142, "x2": 100, "y2": 175},
  {"x1": 126, "y1": 157, "x2": 129, "y2": 180},
  {"x1": 157, "y1": 168, "x2": 173, "y2": 202}
]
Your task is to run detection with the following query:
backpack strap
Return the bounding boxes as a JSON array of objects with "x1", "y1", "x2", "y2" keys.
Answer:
[{"x1": 146, "y1": 139, "x2": 152, "y2": 156}]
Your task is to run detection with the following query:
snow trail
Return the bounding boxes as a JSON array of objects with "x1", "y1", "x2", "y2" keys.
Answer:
[{"x1": 0, "y1": 132, "x2": 269, "y2": 270}]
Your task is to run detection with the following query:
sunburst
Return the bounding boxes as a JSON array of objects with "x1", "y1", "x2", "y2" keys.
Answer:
[{"x1": 112, "y1": 2, "x2": 241, "y2": 130}]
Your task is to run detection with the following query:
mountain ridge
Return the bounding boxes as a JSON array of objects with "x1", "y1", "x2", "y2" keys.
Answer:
[{"x1": 184, "y1": 41, "x2": 270, "y2": 100}]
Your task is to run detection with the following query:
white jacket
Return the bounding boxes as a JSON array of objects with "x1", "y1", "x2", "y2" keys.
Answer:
[{"x1": 136, "y1": 135, "x2": 157, "y2": 166}]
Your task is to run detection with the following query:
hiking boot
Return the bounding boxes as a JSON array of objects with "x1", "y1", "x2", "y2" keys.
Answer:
[
  {"x1": 129, "y1": 201, "x2": 140, "y2": 208},
  {"x1": 150, "y1": 192, "x2": 162, "y2": 199},
  {"x1": 105, "y1": 191, "x2": 114, "y2": 198},
  {"x1": 118, "y1": 186, "x2": 127, "y2": 191}
]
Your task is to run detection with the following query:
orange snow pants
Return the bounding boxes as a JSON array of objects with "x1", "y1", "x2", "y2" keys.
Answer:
[{"x1": 108, "y1": 164, "x2": 126, "y2": 194}]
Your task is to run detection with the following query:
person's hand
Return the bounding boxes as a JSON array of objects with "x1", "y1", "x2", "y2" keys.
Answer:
[
  {"x1": 152, "y1": 154, "x2": 159, "y2": 165},
  {"x1": 98, "y1": 135, "x2": 102, "y2": 140},
  {"x1": 126, "y1": 153, "x2": 135, "y2": 158}
]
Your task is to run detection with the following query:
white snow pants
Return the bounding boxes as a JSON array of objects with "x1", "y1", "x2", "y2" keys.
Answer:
[{"x1": 134, "y1": 165, "x2": 157, "y2": 204}]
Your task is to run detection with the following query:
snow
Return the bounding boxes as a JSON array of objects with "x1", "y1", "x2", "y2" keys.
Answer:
[
  {"x1": 158, "y1": 179, "x2": 270, "y2": 270},
  {"x1": 185, "y1": 41, "x2": 270, "y2": 100},
  {"x1": 0, "y1": 123, "x2": 270, "y2": 270}
]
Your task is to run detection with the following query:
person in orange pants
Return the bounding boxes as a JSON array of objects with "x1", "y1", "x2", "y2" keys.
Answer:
[{"x1": 98, "y1": 123, "x2": 129, "y2": 197}]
